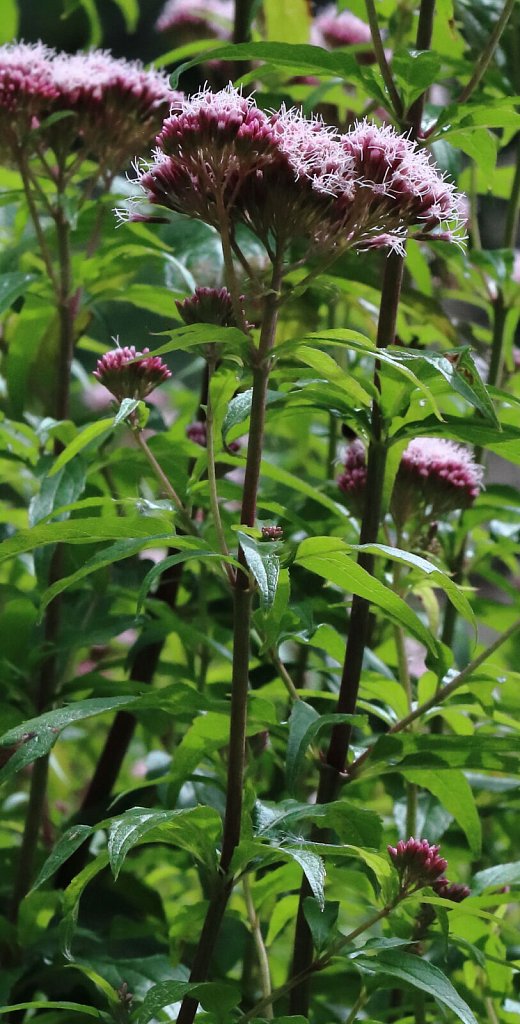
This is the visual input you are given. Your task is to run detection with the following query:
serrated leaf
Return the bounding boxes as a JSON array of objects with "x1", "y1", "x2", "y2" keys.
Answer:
[
  {"x1": 353, "y1": 949, "x2": 478, "y2": 1024},
  {"x1": 136, "y1": 547, "x2": 241, "y2": 613},
  {"x1": 282, "y1": 848, "x2": 326, "y2": 909},
  {"x1": 107, "y1": 806, "x2": 220, "y2": 878},
  {"x1": 148, "y1": 322, "x2": 247, "y2": 356},
  {"x1": 239, "y1": 532, "x2": 280, "y2": 609},
  {"x1": 256, "y1": 798, "x2": 382, "y2": 848},
  {"x1": 134, "y1": 980, "x2": 240, "y2": 1022},
  {"x1": 170, "y1": 41, "x2": 364, "y2": 89},
  {"x1": 0, "y1": 1003, "x2": 104, "y2": 1019},
  {"x1": 362, "y1": 734, "x2": 520, "y2": 778},
  {"x1": 290, "y1": 346, "x2": 373, "y2": 407}
]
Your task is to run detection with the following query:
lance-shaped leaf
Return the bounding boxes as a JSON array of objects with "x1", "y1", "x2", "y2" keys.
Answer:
[{"x1": 352, "y1": 948, "x2": 478, "y2": 1024}]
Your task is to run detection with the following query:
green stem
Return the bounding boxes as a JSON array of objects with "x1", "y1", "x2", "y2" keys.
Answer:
[
  {"x1": 364, "y1": 0, "x2": 403, "y2": 119},
  {"x1": 132, "y1": 429, "x2": 194, "y2": 535},
  {"x1": 270, "y1": 648, "x2": 300, "y2": 702},
  {"x1": 16, "y1": 153, "x2": 59, "y2": 294},
  {"x1": 206, "y1": 359, "x2": 235, "y2": 585},
  {"x1": 243, "y1": 876, "x2": 273, "y2": 1018},
  {"x1": 457, "y1": 0, "x2": 516, "y2": 104}
]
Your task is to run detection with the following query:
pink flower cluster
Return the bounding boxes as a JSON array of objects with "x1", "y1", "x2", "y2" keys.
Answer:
[
  {"x1": 0, "y1": 42, "x2": 179, "y2": 170},
  {"x1": 312, "y1": 5, "x2": 376, "y2": 63},
  {"x1": 433, "y1": 877, "x2": 471, "y2": 903},
  {"x1": 394, "y1": 436, "x2": 484, "y2": 521},
  {"x1": 94, "y1": 345, "x2": 172, "y2": 403},
  {"x1": 338, "y1": 436, "x2": 483, "y2": 521},
  {"x1": 337, "y1": 438, "x2": 367, "y2": 515},
  {"x1": 388, "y1": 837, "x2": 448, "y2": 891},
  {"x1": 186, "y1": 420, "x2": 240, "y2": 453},
  {"x1": 125, "y1": 84, "x2": 465, "y2": 257},
  {"x1": 156, "y1": 0, "x2": 233, "y2": 38}
]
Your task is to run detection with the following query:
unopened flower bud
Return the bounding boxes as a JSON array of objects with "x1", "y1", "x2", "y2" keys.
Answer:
[
  {"x1": 94, "y1": 344, "x2": 171, "y2": 402},
  {"x1": 432, "y1": 877, "x2": 470, "y2": 903},
  {"x1": 261, "y1": 525, "x2": 284, "y2": 540},
  {"x1": 388, "y1": 837, "x2": 448, "y2": 892}
]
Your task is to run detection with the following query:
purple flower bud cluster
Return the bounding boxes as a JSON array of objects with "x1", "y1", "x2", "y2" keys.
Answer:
[
  {"x1": 337, "y1": 438, "x2": 367, "y2": 514},
  {"x1": 388, "y1": 837, "x2": 448, "y2": 892},
  {"x1": 176, "y1": 286, "x2": 240, "y2": 328},
  {"x1": 432, "y1": 877, "x2": 471, "y2": 903},
  {"x1": 124, "y1": 85, "x2": 465, "y2": 256},
  {"x1": 186, "y1": 420, "x2": 240, "y2": 453},
  {"x1": 0, "y1": 42, "x2": 178, "y2": 169},
  {"x1": 94, "y1": 345, "x2": 172, "y2": 403},
  {"x1": 261, "y1": 525, "x2": 284, "y2": 540}
]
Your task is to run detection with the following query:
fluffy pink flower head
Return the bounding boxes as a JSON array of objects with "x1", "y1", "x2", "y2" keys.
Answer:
[
  {"x1": 176, "y1": 286, "x2": 239, "y2": 327},
  {"x1": 340, "y1": 119, "x2": 466, "y2": 247},
  {"x1": 94, "y1": 344, "x2": 172, "y2": 402},
  {"x1": 156, "y1": 0, "x2": 233, "y2": 37},
  {"x1": 393, "y1": 437, "x2": 484, "y2": 521},
  {"x1": 0, "y1": 42, "x2": 57, "y2": 155},
  {"x1": 48, "y1": 50, "x2": 179, "y2": 168},
  {"x1": 388, "y1": 837, "x2": 448, "y2": 892},
  {"x1": 432, "y1": 878, "x2": 471, "y2": 903},
  {"x1": 337, "y1": 439, "x2": 367, "y2": 516},
  {"x1": 312, "y1": 5, "x2": 376, "y2": 62},
  {"x1": 132, "y1": 85, "x2": 278, "y2": 229},
  {"x1": 126, "y1": 86, "x2": 465, "y2": 257}
]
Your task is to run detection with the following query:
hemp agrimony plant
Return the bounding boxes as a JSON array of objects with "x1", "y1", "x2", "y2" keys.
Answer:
[{"x1": 0, "y1": 1, "x2": 519, "y2": 1023}]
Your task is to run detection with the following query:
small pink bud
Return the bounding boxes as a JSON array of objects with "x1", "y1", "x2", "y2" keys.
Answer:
[{"x1": 93, "y1": 344, "x2": 171, "y2": 402}]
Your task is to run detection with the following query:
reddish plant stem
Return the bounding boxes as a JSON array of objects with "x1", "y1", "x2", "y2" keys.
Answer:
[
  {"x1": 288, "y1": 251, "x2": 404, "y2": 1015},
  {"x1": 176, "y1": 252, "x2": 284, "y2": 1024}
]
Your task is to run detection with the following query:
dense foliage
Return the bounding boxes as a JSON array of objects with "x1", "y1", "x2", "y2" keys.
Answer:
[{"x1": 0, "y1": 1, "x2": 519, "y2": 1023}]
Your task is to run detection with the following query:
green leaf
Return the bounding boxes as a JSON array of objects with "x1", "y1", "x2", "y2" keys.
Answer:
[
  {"x1": 295, "y1": 537, "x2": 440, "y2": 656},
  {"x1": 222, "y1": 388, "x2": 288, "y2": 441},
  {"x1": 107, "y1": 806, "x2": 221, "y2": 878},
  {"x1": 392, "y1": 49, "x2": 442, "y2": 105},
  {"x1": 61, "y1": 853, "x2": 110, "y2": 958},
  {"x1": 282, "y1": 847, "x2": 326, "y2": 909},
  {"x1": 0, "y1": 271, "x2": 35, "y2": 312},
  {"x1": 136, "y1": 547, "x2": 241, "y2": 613},
  {"x1": 0, "y1": 697, "x2": 136, "y2": 784},
  {"x1": 403, "y1": 770, "x2": 481, "y2": 856},
  {"x1": 363, "y1": 734, "x2": 520, "y2": 778},
  {"x1": 353, "y1": 949, "x2": 478, "y2": 1024},
  {"x1": 286, "y1": 701, "x2": 364, "y2": 794},
  {"x1": 41, "y1": 533, "x2": 174, "y2": 613},
  {"x1": 0, "y1": 515, "x2": 171, "y2": 565},
  {"x1": 32, "y1": 825, "x2": 94, "y2": 890},
  {"x1": 239, "y1": 532, "x2": 280, "y2": 609},
  {"x1": 264, "y1": 0, "x2": 311, "y2": 44},
  {"x1": 48, "y1": 417, "x2": 114, "y2": 477},
  {"x1": 472, "y1": 861, "x2": 520, "y2": 894},
  {"x1": 303, "y1": 897, "x2": 339, "y2": 952},
  {"x1": 256, "y1": 798, "x2": 382, "y2": 848},
  {"x1": 149, "y1": 322, "x2": 247, "y2": 356},
  {"x1": 112, "y1": 0, "x2": 139, "y2": 31},
  {"x1": 134, "y1": 980, "x2": 240, "y2": 1023},
  {"x1": 0, "y1": 1004, "x2": 104, "y2": 1019},
  {"x1": 113, "y1": 397, "x2": 140, "y2": 425},
  {"x1": 351, "y1": 543, "x2": 475, "y2": 628},
  {"x1": 170, "y1": 41, "x2": 363, "y2": 88},
  {"x1": 390, "y1": 347, "x2": 499, "y2": 427},
  {"x1": 289, "y1": 346, "x2": 373, "y2": 407}
]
